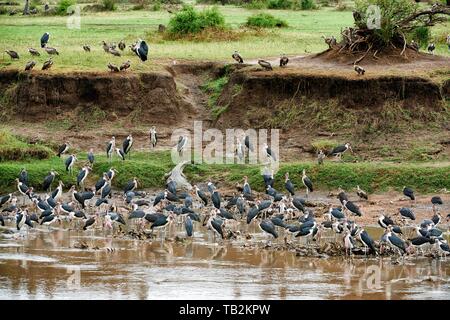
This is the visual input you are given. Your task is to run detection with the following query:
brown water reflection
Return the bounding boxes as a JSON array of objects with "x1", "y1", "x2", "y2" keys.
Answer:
[{"x1": 0, "y1": 225, "x2": 449, "y2": 300}]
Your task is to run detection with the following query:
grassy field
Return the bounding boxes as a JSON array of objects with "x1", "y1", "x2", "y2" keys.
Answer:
[
  {"x1": 0, "y1": 3, "x2": 449, "y2": 72},
  {"x1": 0, "y1": 148, "x2": 448, "y2": 194}
]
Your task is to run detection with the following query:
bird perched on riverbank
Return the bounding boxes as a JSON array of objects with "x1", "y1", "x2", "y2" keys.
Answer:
[
  {"x1": 107, "y1": 63, "x2": 119, "y2": 72},
  {"x1": 331, "y1": 143, "x2": 352, "y2": 160},
  {"x1": 65, "y1": 155, "x2": 77, "y2": 175},
  {"x1": 317, "y1": 150, "x2": 325, "y2": 165},
  {"x1": 25, "y1": 61, "x2": 36, "y2": 71},
  {"x1": 134, "y1": 39, "x2": 148, "y2": 62},
  {"x1": 279, "y1": 54, "x2": 289, "y2": 67},
  {"x1": 120, "y1": 60, "x2": 131, "y2": 71},
  {"x1": 427, "y1": 43, "x2": 435, "y2": 54},
  {"x1": 403, "y1": 186, "x2": 415, "y2": 202},
  {"x1": 40, "y1": 32, "x2": 49, "y2": 48},
  {"x1": 28, "y1": 48, "x2": 40, "y2": 56},
  {"x1": 123, "y1": 135, "x2": 133, "y2": 157},
  {"x1": 322, "y1": 35, "x2": 337, "y2": 48},
  {"x1": 232, "y1": 51, "x2": 243, "y2": 64},
  {"x1": 302, "y1": 169, "x2": 313, "y2": 198},
  {"x1": 354, "y1": 65, "x2": 365, "y2": 75},
  {"x1": 42, "y1": 58, "x2": 53, "y2": 70},
  {"x1": 5, "y1": 50, "x2": 19, "y2": 59},
  {"x1": 258, "y1": 60, "x2": 272, "y2": 71}
]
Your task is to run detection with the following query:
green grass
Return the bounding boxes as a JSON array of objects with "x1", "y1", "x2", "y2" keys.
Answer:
[
  {"x1": 0, "y1": 150, "x2": 448, "y2": 194},
  {"x1": 0, "y1": 130, "x2": 53, "y2": 161}
]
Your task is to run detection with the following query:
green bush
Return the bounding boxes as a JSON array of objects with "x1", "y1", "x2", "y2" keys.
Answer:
[
  {"x1": 151, "y1": 2, "x2": 161, "y2": 10},
  {"x1": 168, "y1": 5, "x2": 225, "y2": 35},
  {"x1": 299, "y1": 0, "x2": 316, "y2": 9},
  {"x1": 246, "y1": 13, "x2": 288, "y2": 28},
  {"x1": 267, "y1": 0, "x2": 292, "y2": 9},
  {"x1": 243, "y1": 0, "x2": 267, "y2": 9},
  {"x1": 56, "y1": 0, "x2": 76, "y2": 15},
  {"x1": 102, "y1": 0, "x2": 116, "y2": 11},
  {"x1": 411, "y1": 26, "x2": 430, "y2": 48}
]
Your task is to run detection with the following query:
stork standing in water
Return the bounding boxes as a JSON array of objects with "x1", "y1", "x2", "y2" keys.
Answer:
[
  {"x1": 123, "y1": 134, "x2": 133, "y2": 159},
  {"x1": 149, "y1": 126, "x2": 157, "y2": 149},
  {"x1": 301, "y1": 169, "x2": 313, "y2": 198},
  {"x1": 52, "y1": 181, "x2": 64, "y2": 201},
  {"x1": 106, "y1": 136, "x2": 115, "y2": 163},
  {"x1": 16, "y1": 179, "x2": 30, "y2": 205},
  {"x1": 232, "y1": 51, "x2": 243, "y2": 63},
  {"x1": 65, "y1": 154, "x2": 77, "y2": 175}
]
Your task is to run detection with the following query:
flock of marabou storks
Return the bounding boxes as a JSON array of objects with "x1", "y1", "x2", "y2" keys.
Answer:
[{"x1": 0, "y1": 134, "x2": 448, "y2": 260}]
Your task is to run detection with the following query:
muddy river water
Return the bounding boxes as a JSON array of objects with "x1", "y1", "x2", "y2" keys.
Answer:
[{"x1": 0, "y1": 222, "x2": 449, "y2": 300}]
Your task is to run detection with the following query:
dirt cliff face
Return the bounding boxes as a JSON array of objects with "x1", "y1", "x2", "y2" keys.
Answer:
[
  {"x1": 216, "y1": 70, "x2": 447, "y2": 129},
  {"x1": 0, "y1": 70, "x2": 192, "y2": 125}
]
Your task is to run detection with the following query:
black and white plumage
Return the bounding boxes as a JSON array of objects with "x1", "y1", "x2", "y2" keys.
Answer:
[
  {"x1": 28, "y1": 48, "x2": 40, "y2": 56},
  {"x1": 242, "y1": 176, "x2": 252, "y2": 198},
  {"x1": 402, "y1": 187, "x2": 415, "y2": 201},
  {"x1": 194, "y1": 185, "x2": 208, "y2": 206},
  {"x1": 385, "y1": 228, "x2": 407, "y2": 255},
  {"x1": 259, "y1": 219, "x2": 278, "y2": 239},
  {"x1": 399, "y1": 207, "x2": 415, "y2": 221},
  {"x1": 329, "y1": 206, "x2": 345, "y2": 220},
  {"x1": 431, "y1": 212, "x2": 441, "y2": 226},
  {"x1": 52, "y1": 181, "x2": 64, "y2": 200},
  {"x1": 123, "y1": 135, "x2": 133, "y2": 155},
  {"x1": 177, "y1": 135, "x2": 188, "y2": 156},
  {"x1": 427, "y1": 43, "x2": 435, "y2": 54},
  {"x1": 40, "y1": 214, "x2": 59, "y2": 227},
  {"x1": 291, "y1": 197, "x2": 306, "y2": 213},
  {"x1": 377, "y1": 214, "x2": 394, "y2": 229},
  {"x1": 357, "y1": 228, "x2": 376, "y2": 254},
  {"x1": 279, "y1": 54, "x2": 289, "y2": 67},
  {"x1": 343, "y1": 200, "x2": 362, "y2": 217},
  {"x1": 301, "y1": 169, "x2": 313, "y2": 197},
  {"x1": 123, "y1": 178, "x2": 138, "y2": 194},
  {"x1": 435, "y1": 240, "x2": 450, "y2": 256},
  {"x1": 42, "y1": 57, "x2": 53, "y2": 70},
  {"x1": 83, "y1": 216, "x2": 96, "y2": 231},
  {"x1": 232, "y1": 51, "x2": 243, "y2": 63},
  {"x1": 149, "y1": 126, "x2": 157, "y2": 148},
  {"x1": 244, "y1": 135, "x2": 254, "y2": 152},
  {"x1": 82, "y1": 45, "x2": 91, "y2": 52},
  {"x1": 258, "y1": 59, "x2": 272, "y2": 71},
  {"x1": 410, "y1": 40, "x2": 419, "y2": 52},
  {"x1": 40, "y1": 32, "x2": 50, "y2": 48},
  {"x1": 65, "y1": 155, "x2": 77, "y2": 174},
  {"x1": 16, "y1": 178, "x2": 29, "y2": 198},
  {"x1": 116, "y1": 148, "x2": 125, "y2": 161},
  {"x1": 76, "y1": 166, "x2": 91, "y2": 189},
  {"x1": 263, "y1": 143, "x2": 276, "y2": 161},
  {"x1": 356, "y1": 185, "x2": 368, "y2": 200},
  {"x1": 106, "y1": 136, "x2": 115, "y2": 161},
  {"x1": 134, "y1": 39, "x2": 148, "y2": 62},
  {"x1": 25, "y1": 60, "x2": 36, "y2": 71},
  {"x1": 57, "y1": 142, "x2": 69, "y2": 157},
  {"x1": 166, "y1": 179, "x2": 177, "y2": 195},
  {"x1": 284, "y1": 172, "x2": 295, "y2": 196},
  {"x1": 431, "y1": 196, "x2": 443, "y2": 206},
  {"x1": 0, "y1": 193, "x2": 13, "y2": 207},
  {"x1": 354, "y1": 64, "x2": 365, "y2": 75},
  {"x1": 331, "y1": 143, "x2": 352, "y2": 159},
  {"x1": 5, "y1": 50, "x2": 19, "y2": 59}
]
